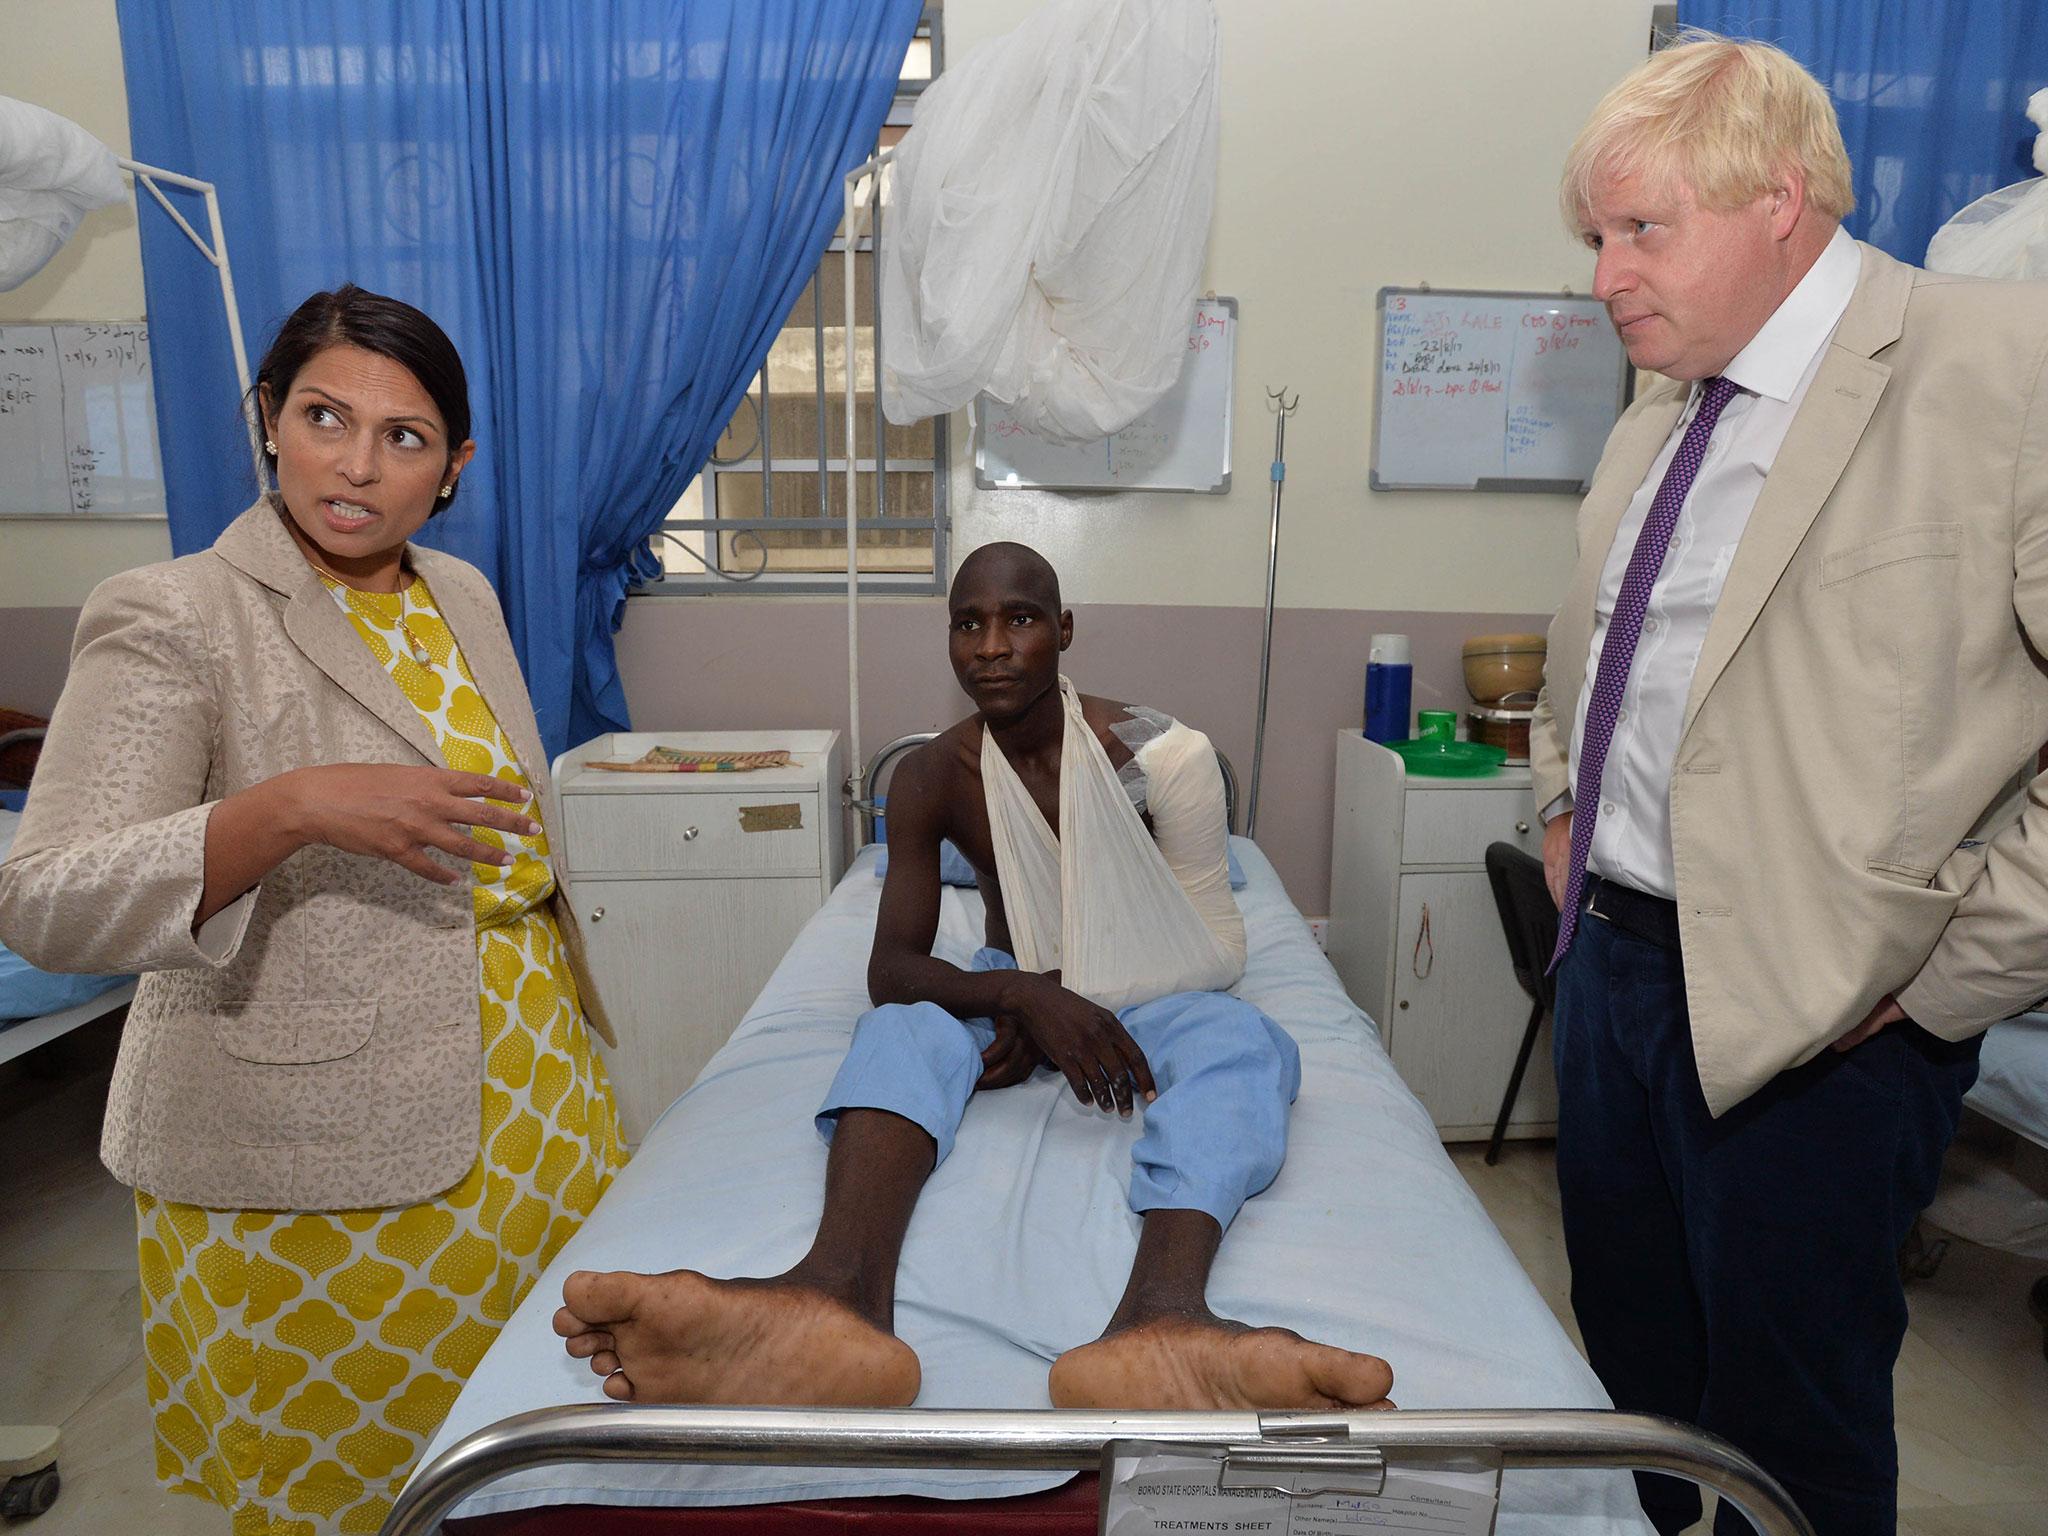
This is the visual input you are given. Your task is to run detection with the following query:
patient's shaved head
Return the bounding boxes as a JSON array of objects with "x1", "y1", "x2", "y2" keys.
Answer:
[{"x1": 950, "y1": 541, "x2": 1062, "y2": 618}]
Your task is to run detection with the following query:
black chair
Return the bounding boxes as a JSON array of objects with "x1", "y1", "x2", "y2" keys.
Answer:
[{"x1": 1483, "y1": 842, "x2": 1559, "y2": 1165}]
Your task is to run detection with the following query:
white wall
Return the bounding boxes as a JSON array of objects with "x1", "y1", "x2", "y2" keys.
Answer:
[
  {"x1": 1, "y1": 0, "x2": 1654, "y2": 619},
  {"x1": 0, "y1": 0, "x2": 171, "y2": 606},
  {"x1": 943, "y1": 0, "x2": 1654, "y2": 613}
]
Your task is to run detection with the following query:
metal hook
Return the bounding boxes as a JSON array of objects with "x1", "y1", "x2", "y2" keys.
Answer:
[{"x1": 1268, "y1": 385, "x2": 1299, "y2": 415}]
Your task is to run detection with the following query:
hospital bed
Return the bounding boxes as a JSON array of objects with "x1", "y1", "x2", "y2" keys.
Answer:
[
  {"x1": 1961, "y1": 1011, "x2": 2048, "y2": 1359},
  {"x1": 400, "y1": 743, "x2": 1793, "y2": 1536},
  {"x1": 0, "y1": 798, "x2": 134, "y2": 1067},
  {"x1": 1967, "y1": 1010, "x2": 2048, "y2": 1151},
  {"x1": 0, "y1": 765, "x2": 134, "y2": 1521}
]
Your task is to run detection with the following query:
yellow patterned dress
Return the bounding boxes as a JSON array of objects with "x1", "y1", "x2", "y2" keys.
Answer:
[{"x1": 136, "y1": 572, "x2": 627, "y2": 1536}]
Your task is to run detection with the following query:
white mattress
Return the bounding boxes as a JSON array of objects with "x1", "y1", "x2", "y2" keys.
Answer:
[
  {"x1": 1968, "y1": 1011, "x2": 2048, "y2": 1146},
  {"x1": 421, "y1": 838, "x2": 1647, "y2": 1532}
]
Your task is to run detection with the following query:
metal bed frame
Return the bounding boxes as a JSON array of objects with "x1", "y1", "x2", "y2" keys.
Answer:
[
  {"x1": 379, "y1": 1405, "x2": 1814, "y2": 1535},
  {"x1": 851, "y1": 733, "x2": 1242, "y2": 846}
]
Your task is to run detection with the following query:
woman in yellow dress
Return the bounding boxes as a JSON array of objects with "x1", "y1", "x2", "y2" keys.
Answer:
[{"x1": 0, "y1": 285, "x2": 624, "y2": 1535}]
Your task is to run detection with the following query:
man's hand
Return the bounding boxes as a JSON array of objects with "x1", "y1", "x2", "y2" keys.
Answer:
[
  {"x1": 975, "y1": 1018, "x2": 1044, "y2": 1090},
  {"x1": 1543, "y1": 811, "x2": 1573, "y2": 910},
  {"x1": 998, "y1": 970, "x2": 1157, "y2": 1116},
  {"x1": 1832, "y1": 994, "x2": 1906, "y2": 1052}
]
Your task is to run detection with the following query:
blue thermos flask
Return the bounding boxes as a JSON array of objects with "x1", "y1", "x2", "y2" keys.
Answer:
[{"x1": 1364, "y1": 633, "x2": 1413, "y2": 743}]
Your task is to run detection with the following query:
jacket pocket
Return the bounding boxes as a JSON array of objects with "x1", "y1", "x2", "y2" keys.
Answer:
[
  {"x1": 1866, "y1": 857, "x2": 1941, "y2": 885},
  {"x1": 215, "y1": 1000, "x2": 375, "y2": 1063},
  {"x1": 1819, "y1": 522, "x2": 1962, "y2": 588},
  {"x1": 213, "y1": 1002, "x2": 377, "y2": 1147}
]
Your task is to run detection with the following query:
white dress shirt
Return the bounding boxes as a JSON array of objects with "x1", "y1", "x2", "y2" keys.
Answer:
[{"x1": 1560, "y1": 225, "x2": 1862, "y2": 898}]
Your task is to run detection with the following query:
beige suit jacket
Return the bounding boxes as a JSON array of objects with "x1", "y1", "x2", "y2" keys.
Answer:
[
  {"x1": 1532, "y1": 242, "x2": 2048, "y2": 1115},
  {"x1": 0, "y1": 500, "x2": 615, "y2": 1208}
]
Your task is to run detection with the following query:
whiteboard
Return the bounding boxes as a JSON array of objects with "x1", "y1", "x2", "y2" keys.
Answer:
[
  {"x1": 973, "y1": 297, "x2": 1235, "y2": 493},
  {"x1": 1370, "y1": 288, "x2": 1628, "y2": 493},
  {"x1": 0, "y1": 322, "x2": 165, "y2": 518}
]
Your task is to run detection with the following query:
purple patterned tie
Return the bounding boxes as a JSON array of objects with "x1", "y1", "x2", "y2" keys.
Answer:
[{"x1": 1549, "y1": 375, "x2": 1741, "y2": 971}]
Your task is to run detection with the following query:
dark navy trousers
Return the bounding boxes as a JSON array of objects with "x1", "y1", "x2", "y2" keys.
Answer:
[{"x1": 1553, "y1": 904, "x2": 1980, "y2": 1536}]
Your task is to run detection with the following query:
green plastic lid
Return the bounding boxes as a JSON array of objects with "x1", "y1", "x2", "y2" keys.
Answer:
[{"x1": 1384, "y1": 737, "x2": 1509, "y2": 777}]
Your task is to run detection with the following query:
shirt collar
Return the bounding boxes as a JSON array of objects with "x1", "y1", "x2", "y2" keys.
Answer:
[{"x1": 1718, "y1": 225, "x2": 1860, "y2": 403}]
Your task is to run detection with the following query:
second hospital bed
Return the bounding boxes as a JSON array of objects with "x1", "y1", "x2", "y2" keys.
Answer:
[{"x1": 414, "y1": 826, "x2": 1661, "y2": 1534}]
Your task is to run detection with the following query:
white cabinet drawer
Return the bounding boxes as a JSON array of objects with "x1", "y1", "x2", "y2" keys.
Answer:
[
  {"x1": 563, "y1": 791, "x2": 822, "y2": 876},
  {"x1": 572, "y1": 875, "x2": 821, "y2": 1139},
  {"x1": 1400, "y1": 787, "x2": 1540, "y2": 867}
]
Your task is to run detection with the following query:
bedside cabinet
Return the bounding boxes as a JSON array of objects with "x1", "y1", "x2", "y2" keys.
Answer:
[
  {"x1": 552, "y1": 730, "x2": 847, "y2": 1142},
  {"x1": 1326, "y1": 731, "x2": 1558, "y2": 1141}
]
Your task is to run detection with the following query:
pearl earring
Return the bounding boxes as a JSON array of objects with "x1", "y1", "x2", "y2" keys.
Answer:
[
  {"x1": 438, "y1": 485, "x2": 453, "y2": 499},
  {"x1": 264, "y1": 439, "x2": 277, "y2": 454}
]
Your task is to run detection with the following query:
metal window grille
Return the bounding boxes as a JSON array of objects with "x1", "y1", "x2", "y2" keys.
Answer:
[{"x1": 640, "y1": 7, "x2": 946, "y2": 597}]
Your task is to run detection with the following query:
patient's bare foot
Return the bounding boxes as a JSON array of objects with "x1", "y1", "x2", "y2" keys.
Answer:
[
  {"x1": 554, "y1": 1268, "x2": 921, "y2": 1405},
  {"x1": 1049, "y1": 1310, "x2": 1394, "y2": 1411}
]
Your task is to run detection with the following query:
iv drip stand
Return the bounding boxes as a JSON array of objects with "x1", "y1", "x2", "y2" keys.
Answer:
[{"x1": 1245, "y1": 388, "x2": 1297, "y2": 839}]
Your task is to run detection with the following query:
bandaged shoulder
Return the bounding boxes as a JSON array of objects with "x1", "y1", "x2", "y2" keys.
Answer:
[{"x1": 1125, "y1": 716, "x2": 1245, "y2": 974}]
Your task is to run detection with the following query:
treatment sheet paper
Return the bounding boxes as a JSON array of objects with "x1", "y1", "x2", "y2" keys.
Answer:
[{"x1": 1102, "y1": 1448, "x2": 1501, "y2": 1536}]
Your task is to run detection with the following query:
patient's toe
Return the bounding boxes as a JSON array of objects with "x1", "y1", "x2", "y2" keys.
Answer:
[
  {"x1": 563, "y1": 1268, "x2": 645, "y2": 1324},
  {"x1": 1302, "y1": 1340, "x2": 1394, "y2": 1408},
  {"x1": 561, "y1": 1326, "x2": 614, "y2": 1359}
]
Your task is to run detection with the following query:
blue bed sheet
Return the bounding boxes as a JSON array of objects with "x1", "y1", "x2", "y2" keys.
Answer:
[
  {"x1": 1968, "y1": 1012, "x2": 2048, "y2": 1147},
  {"x1": 0, "y1": 809, "x2": 130, "y2": 1022}
]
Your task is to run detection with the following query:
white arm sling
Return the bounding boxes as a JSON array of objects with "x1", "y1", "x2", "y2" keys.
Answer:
[{"x1": 980, "y1": 677, "x2": 1244, "y2": 1012}]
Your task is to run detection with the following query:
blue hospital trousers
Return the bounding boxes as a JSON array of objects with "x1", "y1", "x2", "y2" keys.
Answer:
[{"x1": 816, "y1": 948, "x2": 1301, "y2": 1232}]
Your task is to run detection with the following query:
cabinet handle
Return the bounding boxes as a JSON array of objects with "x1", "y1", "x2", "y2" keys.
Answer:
[
  {"x1": 682, "y1": 826, "x2": 701, "y2": 842},
  {"x1": 1411, "y1": 902, "x2": 1434, "y2": 980},
  {"x1": 590, "y1": 906, "x2": 605, "y2": 922},
  {"x1": 1515, "y1": 820, "x2": 1531, "y2": 835}
]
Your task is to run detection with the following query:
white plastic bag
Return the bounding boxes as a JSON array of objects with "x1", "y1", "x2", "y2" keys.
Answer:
[
  {"x1": 1925, "y1": 88, "x2": 2048, "y2": 280},
  {"x1": 0, "y1": 95, "x2": 124, "y2": 292},
  {"x1": 879, "y1": 0, "x2": 1218, "y2": 444}
]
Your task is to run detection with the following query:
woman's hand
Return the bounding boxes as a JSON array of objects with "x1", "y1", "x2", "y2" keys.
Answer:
[
  {"x1": 997, "y1": 970, "x2": 1157, "y2": 1115},
  {"x1": 282, "y1": 764, "x2": 539, "y2": 884}
]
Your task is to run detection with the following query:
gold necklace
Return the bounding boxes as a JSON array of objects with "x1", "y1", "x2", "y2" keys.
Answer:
[{"x1": 397, "y1": 580, "x2": 433, "y2": 666}]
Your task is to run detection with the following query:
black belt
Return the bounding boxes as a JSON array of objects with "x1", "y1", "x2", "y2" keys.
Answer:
[{"x1": 1583, "y1": 873, "x2": 1682, "y2": 951}]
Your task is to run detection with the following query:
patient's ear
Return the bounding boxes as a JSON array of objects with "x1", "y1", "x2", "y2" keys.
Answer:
[{"x1": 1058, "y1": 609, "x2": 1073, "y2": 651}]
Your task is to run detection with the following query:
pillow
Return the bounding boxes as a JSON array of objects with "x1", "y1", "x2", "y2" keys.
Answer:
[{"x1": 874, "y1": 837, "x2": 1249, "y2": 890}]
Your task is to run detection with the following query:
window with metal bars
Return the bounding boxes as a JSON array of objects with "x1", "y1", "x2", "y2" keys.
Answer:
[{"x1": 639, "y1": 7, "x2": 945, "y2": 596}]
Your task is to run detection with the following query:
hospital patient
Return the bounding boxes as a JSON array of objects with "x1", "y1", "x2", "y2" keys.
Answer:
[{"x1": 554, "y1": 543, "x2": 1394, "y2": 1412}]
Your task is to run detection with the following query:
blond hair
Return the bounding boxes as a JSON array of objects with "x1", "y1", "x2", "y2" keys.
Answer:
[{"x1": 1560, "y1": 30, "x2": 1854, "y2": 233}]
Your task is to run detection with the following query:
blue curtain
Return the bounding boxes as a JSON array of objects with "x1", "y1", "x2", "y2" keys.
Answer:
[
  {"x1": 116, "y1": 0, "x2": 920, "y2": 753},
  {"x1": 1679, "y1": 3, "x2": 2048, "y2": 264}
]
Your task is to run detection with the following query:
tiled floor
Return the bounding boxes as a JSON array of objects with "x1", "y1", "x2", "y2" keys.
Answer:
[
  {"x1": 1452, "y1": 1142, "x2": 2048, "y2": 1536},
  {"x1": 3, "y1": 1017, "x2": 2045, "y2": 1534}
]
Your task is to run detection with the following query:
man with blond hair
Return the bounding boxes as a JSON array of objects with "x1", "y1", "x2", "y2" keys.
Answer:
[{"x1": 1532, "y1": 32, "x2": 2048, "y2": 1536}]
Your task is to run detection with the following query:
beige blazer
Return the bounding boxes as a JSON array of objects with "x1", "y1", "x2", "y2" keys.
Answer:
[
  {"x1": 0, "y1": 500, "x2": 614, "y2": 1209},
  {"x1": 1533, "y1": 241, "x2": 2048, "y2": 1115}
]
